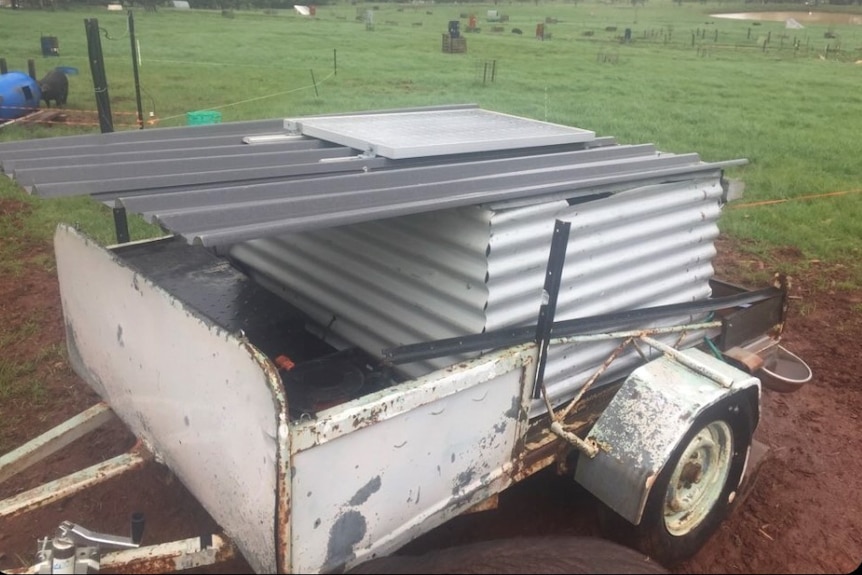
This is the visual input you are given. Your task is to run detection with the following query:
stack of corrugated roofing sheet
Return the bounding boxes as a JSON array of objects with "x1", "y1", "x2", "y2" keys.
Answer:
[
  {"x1": 0, "y1": 104, "x2": 742, "y2": 247},
  {"x1": 1, "y1": 104, "x2": 747, "y2": 405}
]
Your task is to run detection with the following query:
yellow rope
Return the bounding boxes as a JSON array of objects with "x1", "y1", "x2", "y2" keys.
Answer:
[
  {"x1": 158, "y1": 70, "x2": 335, "y2": 123},
  {"x1": 728, "y1": 189, "x2": 862, "y2": 209}
]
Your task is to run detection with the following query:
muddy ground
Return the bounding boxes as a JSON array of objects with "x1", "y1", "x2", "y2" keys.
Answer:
[{"x1": 0, "y1": 197, "x2": 859, "y2": 574}]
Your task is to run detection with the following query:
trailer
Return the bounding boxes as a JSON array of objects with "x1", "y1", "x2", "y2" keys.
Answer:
[{"x1": 0, "y1": 105, "x2": 811, "y2": 574}]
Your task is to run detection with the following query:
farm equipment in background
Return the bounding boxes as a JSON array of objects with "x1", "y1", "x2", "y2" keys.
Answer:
[{"x1": 0, "y1": 105, "x2": 811, "y2": 574}]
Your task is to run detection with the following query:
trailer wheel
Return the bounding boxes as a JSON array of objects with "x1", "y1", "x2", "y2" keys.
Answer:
[{"x1": 633, "y1": 393, "x2": 754, "y2": 565}]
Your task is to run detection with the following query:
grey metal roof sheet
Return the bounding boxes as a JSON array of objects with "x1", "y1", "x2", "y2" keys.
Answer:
[{"x1": 0, "y1": 104, "x2": 746, "y2": 247}]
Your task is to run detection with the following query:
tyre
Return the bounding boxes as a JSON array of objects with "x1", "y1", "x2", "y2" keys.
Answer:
[{"x1": 633, "y1": 391, "x2": 755, "y2": 565}]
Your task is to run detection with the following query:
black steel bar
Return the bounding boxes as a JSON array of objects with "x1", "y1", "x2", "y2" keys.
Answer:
[
  {"x1": 113, "y1": 206, "x2": 130, "y2": 244},
  {"x1": 382, "y1": 286, "x2": 784, "y2": 365},
  {"x1": 533, "y1": 219, "x2": 570, "y2": 398},
  {"x1": 130, "y1": 512, "x2": 145, "y2": 545},
  {"x1": 84, "y1": 18, "x2": 114, "y2": 134},
  {"x1": 128, "y1": 10, "x2": 144, "y2": 130}
]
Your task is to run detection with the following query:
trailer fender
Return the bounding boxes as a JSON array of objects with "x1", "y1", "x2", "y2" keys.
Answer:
[{"x1": 574, "y1": 347, "x2": 760, "y2": 529}]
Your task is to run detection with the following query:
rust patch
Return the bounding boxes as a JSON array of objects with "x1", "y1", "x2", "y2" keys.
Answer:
[
  {"x1": 107, "y1": 536, "x2": 237, "y2": 574},
  {"x1": 462, "y1": 493, "x2": 500, "y2": 515}
]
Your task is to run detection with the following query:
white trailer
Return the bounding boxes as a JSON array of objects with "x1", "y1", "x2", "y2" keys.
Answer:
[{"x1": 0, "y1": 106, "x2": 811, "y2": 574}]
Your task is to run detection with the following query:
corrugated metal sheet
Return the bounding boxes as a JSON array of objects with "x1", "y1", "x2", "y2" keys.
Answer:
[
  {"x1": 229, "y1": 179, "x2": 720, "y2": 404},
  {"x1": 0, "y1": 104, "x2": 746, "y2": 409}
]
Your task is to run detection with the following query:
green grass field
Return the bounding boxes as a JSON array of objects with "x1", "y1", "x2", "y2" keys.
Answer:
[
  {"x1": 0, "y1": 0, "x2": 860, "y2": 453},
  {"x1": 1, "y1": 1, "x2": 861, "y2": 282}
]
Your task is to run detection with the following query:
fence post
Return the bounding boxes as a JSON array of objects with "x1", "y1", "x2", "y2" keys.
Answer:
[
  {"x1": 310, "y1": 69, "x2": 318, "y2": 97},
  {"x1": 85, "y1": 18, "x2": 114, "y2": 133},
  {"x1": 129, "y1": 10, "x2": 144, "y2": 129}
]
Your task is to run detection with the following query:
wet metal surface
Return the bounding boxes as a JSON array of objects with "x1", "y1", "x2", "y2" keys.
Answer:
[
  {"x1": 288, "y1": 346, "x2": 536, "y2": 573},
  {"x1": 54, "y1": 225, "x2": 282, "y2": 574},
  {"x1": 242, "y1": 340, "x2": 293, "y2": 574},
  {"x1": 113, "y1": 236, "x2": 308, "y2": 356}
]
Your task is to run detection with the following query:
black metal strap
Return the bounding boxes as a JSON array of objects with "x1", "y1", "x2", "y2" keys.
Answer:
[
  {"x1": 382, "y1": 286, "x2": 783, "y2": 365},
  {"x1": 533, "y1": 219, "x2": 571, "y2": 398},
  {"x1": 113, "y1": 206, "x2": 130, "y2": 244}
]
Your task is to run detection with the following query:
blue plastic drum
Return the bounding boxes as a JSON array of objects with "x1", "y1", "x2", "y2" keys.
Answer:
[{"x1": 0, "y1": 72, "x2": 42, "y2": 121}]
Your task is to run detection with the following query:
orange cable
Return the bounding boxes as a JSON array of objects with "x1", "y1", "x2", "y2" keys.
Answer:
[{"x1": 729, "y1": 189, "x2": 862, "y2": 209}]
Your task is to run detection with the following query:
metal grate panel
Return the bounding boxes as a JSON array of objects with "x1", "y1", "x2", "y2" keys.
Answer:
[{"x1": 286, "y1": 108, "x2": 595, "y2": 159}]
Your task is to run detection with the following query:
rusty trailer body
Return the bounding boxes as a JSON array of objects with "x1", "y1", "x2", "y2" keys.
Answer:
[{"x1": 0, "y1": 105, "x2": 809, "y2": 573}]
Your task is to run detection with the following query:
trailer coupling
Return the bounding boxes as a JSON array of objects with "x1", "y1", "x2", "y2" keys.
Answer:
[
  {"x1": 11, "y1": 517, "x2": 235, "y2": 575},
  {"x1": 0, "y1": 400, "x2": 238, "y2": 575},
  {"x1": 25, "y1": 517, "x2": 143, "y2": 574}
]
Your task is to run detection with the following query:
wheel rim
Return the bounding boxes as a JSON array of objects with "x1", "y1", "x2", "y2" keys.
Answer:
[{"x1": 663, "y1": 420, "x2": 733, "y2": 536}]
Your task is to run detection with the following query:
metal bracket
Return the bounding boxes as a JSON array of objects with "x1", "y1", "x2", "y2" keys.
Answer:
[
  {"x1": 113, "y1": 205, "x2": 130, "y2": 244},
  {"x1": 57, "y1": 518, "x2": 143, "y2": 550}
]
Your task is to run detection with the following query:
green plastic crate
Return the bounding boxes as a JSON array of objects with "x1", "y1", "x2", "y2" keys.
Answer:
[{"x1": 186, "y1": 110, "x2": 222, "y2": 126}]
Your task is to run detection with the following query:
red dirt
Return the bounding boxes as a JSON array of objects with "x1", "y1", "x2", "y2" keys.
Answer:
[{"x1": 0, "y1": 204, "x2": 860, "y2": 574}]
